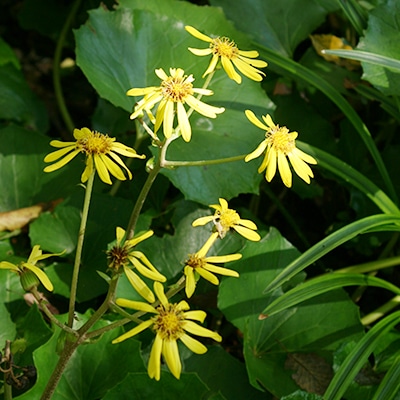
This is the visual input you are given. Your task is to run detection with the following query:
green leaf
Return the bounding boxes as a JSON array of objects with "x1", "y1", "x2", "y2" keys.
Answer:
[
  {"x1": 74, "y1": 1, "x2": 273, "y2": 204},
  {"x1": 218, "y1": 228, "x2": 364, "y2": 397},
  {"x1": 0, "y1": 36, "x2": 20, "y2": 69},
  {"x1": 17, "y1": 314, "x2": 145, "y2": 400},
  {"x1": 103, "y1": 371, "x2": 225, "y2": 400},
  {"x1": 184, "y1": 346, "x2": 267, "y2": 400},
  {"x1": 265, "y1": 214, "x2": 400, "y2": 293},
  {"x1": 261, "y1": 273, "x2": 400, "y2": 317},
  {"x1": 372, "y1": 354, "x2": 400, "y2": 400},
  {"x1": 0, "y1": 296, "x2": 16, "y2": 344},
  {"x1": 0, "y1": 65, "x2": 48, "y2": 132},
  {"x1": 357, "y1": 0, "x2": 400, "y2": 95},
  {"x1": 209, "y1": 0, "x2": 339, "y2": 57},
  {"x1": 324, "y1": 311, "x2": 400, "y2": 400}
]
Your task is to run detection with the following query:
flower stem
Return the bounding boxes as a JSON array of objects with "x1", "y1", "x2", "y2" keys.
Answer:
[
  {"x1": 126, "y1": 159, "x2": 161, "y2": 240},
  {"x1": 361, "y1": 295, "x2": 400, "y2": 326},
  {"x1": 161, "y1": 153, "x2": 246, "y2": 168},
  {"x1": 53, "y1": 0, "x2": 81, "y2": 135},
  {"x1": 67, "y1": 171, "x2": 95, "y2": 328}
]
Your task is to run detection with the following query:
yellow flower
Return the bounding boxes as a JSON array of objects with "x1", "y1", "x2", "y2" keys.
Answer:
[
  {"x1": 0, "y1": 245, "x2": 62, "y2": 292},
  {"x1": 245, "y1": 110, "x2": 317, "y2": 188},
  {"x1": 44, "y1": 127, "x2": 145, "y2": 185},
  {"x1": 127, "y1": 67, "x2": 225, "y2": 142},
  {"x1": 185, "y1": 25, "x2": 268, "y2": 84},
  {"x1": 112, "y1": 281, "x2": 222, "y2": 380},
  {"x1": 183, "y1": 232, "x2": 241, "y2": 298},
  {"x1": 107, "y1": 227, "x2": 166, "y2": 303},
  {"x1": 192, "y1": 198, "x2": 261, "y2": 241}
]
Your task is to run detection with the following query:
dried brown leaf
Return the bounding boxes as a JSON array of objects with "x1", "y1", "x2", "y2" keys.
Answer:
[{"x1": 285, "y1": 352, "x2": 333, "y2": 395}]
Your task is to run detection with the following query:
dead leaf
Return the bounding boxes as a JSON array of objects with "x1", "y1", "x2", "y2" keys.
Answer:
[
  {"x1": 0, "y1": 199, "x2": 62, "y2": 231},
  {"x1": 285, "y1": 352, "x2": 333, "y2": 395},
  {"x1": 310, "y1": 34, "x2": 360, "y2": 71}
]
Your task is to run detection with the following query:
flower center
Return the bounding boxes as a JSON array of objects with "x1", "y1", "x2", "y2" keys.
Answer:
[
  {"x1": 152, "y1": 304, "x2": 185, "y2": 340},
  {"x1": 216, "y1": 208, "x2": 240, "y2": 229},
  {"x1": 267, "y1": 126, "x2": 295, "y2": 154},
  {"x1": 185, "y1": 254, "x2": 205, "y2": 269},
  {"x1": 161, "y1": 75, "x2": 193, "y2": 103},
  {"x1": 210, "y1": 37, "x2": 239, "y2": 59},
  {"x1": 107, "y1": 245, "x2": 129, "y2": 271},
  {"x1": 78, "y1": 132, "x2": 114, "y2": 155}
]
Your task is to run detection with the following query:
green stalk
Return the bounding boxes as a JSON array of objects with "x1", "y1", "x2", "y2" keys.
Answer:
[
  {"x1": 67, "y1": 171, "x2": 95, "y2": 328},
  {"x1": 126, "y1": 160, "x2": 161, "y2": 240},
  {"x1": 53, "y1": 0, "x2": 81, "y2": 134},
  {"x1": 361, "y1": 295, "x2": 400, "y2": 326}
]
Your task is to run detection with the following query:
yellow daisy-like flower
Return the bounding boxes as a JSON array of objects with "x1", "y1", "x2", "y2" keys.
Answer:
[
  {"x1": 185, "y1": 25, "x2": 268, "y2": 84},
  {"x1": 0, "y1": 245, "x2": 62, "y2": 292},
  {"x1": 192, "y1": 198, "x2": 261, "y2": 241},
  {"x1": 244, "y1": 110, "x2": 317, "y2": 188},
  {"x1": 107, "y1": 227, "x2": 166, "y2": 303},
  {"x1": 127, "y1": 67, "x2": 225, "y2": 142},
  {"x1": 183, "y1": 232, "x2": 242, "y2": 298},
  {"x1": 112, "y1": 281, "x2": 222, "y2": 380},
  {"x1": 43, "y1": 127, "x2": 145, "y2": 185}
]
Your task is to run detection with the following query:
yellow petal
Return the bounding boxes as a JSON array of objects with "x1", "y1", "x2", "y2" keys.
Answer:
[
  {"x1": 185, "y1": 95, "x2": 225, "y2": 118},
  {"x1": 277, "y1": 152, "x2": 292, "y2": 187},
  {"x1": 205, "y1": 253, "x2": 242, "y2": 263},
  {"x1": 163, "y1": 100, "x2": 175, "y2": 139},
  {"x1": 0, "y1": 261, "x2": 19, "y2": 271},
  {"x1": 81, "y1": 156, "x2": 94, "y2": 183},
  {"x1": 244, "y1": 140, "x2": 268, "y2": 162},
  {"x1": 188, "y1": 47, "x2": 213, "y2": 56},
  {"x1": 44, "y1": 146, "x2": 75, "y2": 163},
  {"x1": 154, "y1": 281, "x2": 168, "y2": 307},
  {"x1": 192, "y1": 215, "x2": 214, "y2": 227},
  {"x1": 197, "y1": 232, "x2": 219, "y2": 258},
  {"x1": 182, "y1": 320, "x2": 222, "y2": 342},
  {"x1": 292, "y1": 147, "x2": 317, "y2": 164},
  {"x1": 115, "y1": 297, "x2": 157, "y2": 313},
  {"x1": 184, "y1": 266, "x2": 196, "y2": 298},
  {"x1": 126, "y1": 86, "x2": 158, "y2": 97},
  {"x1": 123, "y1": 266, "x2": 155, "y2": 303},
  {"x1": 155, "y1": 68, "x2": 168, "y2": 81},
  {"x1": 162, "y1": 340, "x2": 181, "y2": 379},
  {"x1": 203, "y1": 263, "x2": 239, "y2": 277},
  {"x1": 233, "y1": 225, "x2": 261, "y2": 241},
  {"x1": 130, "y1": 256, "x2": 165, "y2": 282},
  {"x1": 112, "y1": 319, "x2": 153, "y2": 344},
  {"x1": 48, "y1": 140, "x2": 75, "y2": 148},
  {"x1": 116, "y1": 227, "x2": 126, "y2": 245},
  {"x1": 221, "y1": 56, "x2": 241, "y2": 83},
  {"x1": 177, "y1": 101, "x2": 191, "y2": 142},
  {"x1": 148, "y1": 334, "x2": 163, "y2": 380},
  {"x1": 180, "y1": 333, "x2": 207, "y2": 354},
  {"x1": 245, "y1": 110, "x2": 269, "y2": 131},
  {"x1": 23, "y1": 263, "x2": 53, "y2": 291},
  {"x1": 94, "y1": 155, "x2": 112, "y2": 185},
  {"x1": 185, "y1": 26, "x2": 213, "y2": 43},
  {"x1": 196, "y1": 267, "x2": 219, "y2": 285},
  {"x1": 183, "y1": 310, "x2": 207, "y2": 323},
  {"x1": 203, "y1": 54, "x2": 219, "y2": 77},
  {"x1": 73, "y1": 127, "x2": 91, "y2": 140},
  {"x1": 232, "y1": 57, "x2": 265, "y2": 81},
  {"x1": 43, "y1": 150, "x2": 80, "y2": 173},
  {"x1": 265, "y1": 148, "x2": 277, "y2": 182},
  {"x1": 100, "y1": 154, "x2": 128, "y2": 181}
]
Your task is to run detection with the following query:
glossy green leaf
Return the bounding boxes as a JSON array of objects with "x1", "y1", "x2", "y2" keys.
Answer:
[
  {"x1": 209, "y1": 0, "x2": 338, "y2": 57},
  {"x1": 0, "y1": 65, "x2": 48, "y2": 132},
  {"x1": 324, "y1": 311, "x2": 400, "y2": 400},
  {"x1": 74, "y1": 0, "x2": 273, "y2": 204},
  {"x1": 17, "y1": 314, "x2": 144, "y2": 400},
  {"x1": 103, "y1": 371, "x2": 225, "y2": 400},
  {"x1": 218, "y1": 228, "x2": 363, "y2": 397},
  {"x1": 265, "y1": 214, "x2": 400, "y2": 294},
  {"x1": 262, "y1": 273, "x2": 400, "y2": 317},
  {"x1": 184, "y1": 346, "x2": 266, "y2": 400},
  {"x1": 0, "y1": 297, "x2": 16, "y2": 344},
  {"x1": 357, "y1": 0, "x2": 400, "y2": 95}
]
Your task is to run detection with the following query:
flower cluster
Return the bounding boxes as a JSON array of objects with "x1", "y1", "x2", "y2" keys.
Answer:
[{"x1": 44, "y1": 127, "x2": 145, "y2": 185}]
